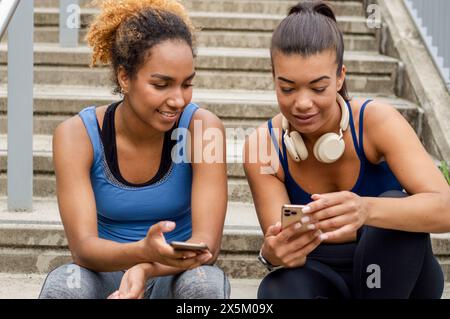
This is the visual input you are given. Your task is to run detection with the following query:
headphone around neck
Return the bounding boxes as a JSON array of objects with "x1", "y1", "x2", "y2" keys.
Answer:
[{"x1": 281, "y1": 93, "x2": 350, "y2": 164}]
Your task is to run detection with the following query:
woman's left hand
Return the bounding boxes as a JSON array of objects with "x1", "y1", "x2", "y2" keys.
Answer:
[
  {"x1": 304, "y1": 191, "x2": 369, "y2": 241},
  {"x1": 108, "y1": 264, "x2": 150, "y2": 299}
]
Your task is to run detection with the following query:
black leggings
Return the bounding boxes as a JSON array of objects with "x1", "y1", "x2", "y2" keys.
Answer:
[{"x1": 258, "y1": 191, "x2": 445, "y2": 299}]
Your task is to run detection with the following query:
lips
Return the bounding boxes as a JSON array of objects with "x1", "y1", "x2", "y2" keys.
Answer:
[
  {"x1": 293, "y1": 113, "x2": 318, "y2": 121},
  {"x1": 157, "y1": 110, "x2": 178, "y2": 117},
  {"x1": 156, "y1": 109, "x2": 181, "y2": 124}
]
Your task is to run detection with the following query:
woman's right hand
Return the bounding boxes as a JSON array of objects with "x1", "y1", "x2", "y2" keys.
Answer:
[
  {"x1": 140, "y1": 221, "x2": 212, "y2": 269},
  {"x1": 260, "y1": 222, "x2": 324, "y2": 268}
]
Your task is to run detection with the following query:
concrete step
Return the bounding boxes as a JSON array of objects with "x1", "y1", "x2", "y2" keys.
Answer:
[
  {"x1": 0, "y1": 84, "x2": 424, "y2": 134},
  {"x1": 0, "y1": 66, "x2": 396, "y2": 94},
  {"x1": 0, "y1": 272, "x2": 262, "y2": 299},
  {"x1": 35, "y1": 0, "x2": 364, "y2": 16},
  {"x1": 0, "y1": 89, "x2": 422, "y2": 135},
  {"x1": 1, "y1": 27, "x2": 378, "y2": 51},
  {"x1": 0, "y1": 171, "x2": 252, "y2": 200},
  {"x1": 32, "y1": 8, "x2": 374, "y2": 34},
  {"x1": 0, "y1": 44, "x2": 396, "y2": 74}
]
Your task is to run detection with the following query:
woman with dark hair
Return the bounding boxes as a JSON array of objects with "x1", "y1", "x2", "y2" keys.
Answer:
[
  {"x1": 39, "y1": 0, "x2": 229, "y2": 299},
  {"x1": 244, "y1": 1, "x2": 450, "y2": 299}
]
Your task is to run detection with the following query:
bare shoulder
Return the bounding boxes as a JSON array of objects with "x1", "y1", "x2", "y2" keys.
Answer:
[
  {"x1": 357, "y1": 98, "x2": 417, "y2": 159},
  {"x1": 362, "y1": 99, "x2": 403, "y2": 124},
  {"x1": 244, "y1": 114, "x2": 284, "y2": 178},
  {"x1": 53, "y1": 107, "x2": 104, "y2": 169},
  {"x1": 189, "y1": 107, "x2": 224, "y2": 130},
  {"x1": 245, "y1": 114, "x2": 282, "y2": 146}
]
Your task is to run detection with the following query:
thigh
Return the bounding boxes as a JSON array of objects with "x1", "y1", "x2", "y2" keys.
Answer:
[
  {"x1": 354, "y1": 225, "x2": 430, "y2": 298},
  {"x1": 258, "y1": 259, "x2": 350, "y2": 299},
  {"x1": 146, "y1": 265, "x2": 230, "y2": 299},
  {"x1": 38, "y1": 263, "x2": 124, "y2": 299}
]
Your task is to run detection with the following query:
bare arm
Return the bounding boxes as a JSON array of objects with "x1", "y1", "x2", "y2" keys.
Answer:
[
  {"x1": 186, "y1": 109, "x2": 228, "y2": 262},
  {"x1": 243, "y1": 124, "x2": 322, "y2": 267},
  {"x1": 362, "y1": 102, "x2": 450, "y2": 233}
]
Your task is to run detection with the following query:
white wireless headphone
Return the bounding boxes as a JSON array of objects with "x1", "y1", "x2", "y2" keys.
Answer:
[{"x1": 281, "y1": 93, "x2": 350, "y2": 164}]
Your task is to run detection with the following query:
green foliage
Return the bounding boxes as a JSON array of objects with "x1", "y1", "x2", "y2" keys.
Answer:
[{"x1": 439, "y1": 161, "x2": 450, "y2": 185}]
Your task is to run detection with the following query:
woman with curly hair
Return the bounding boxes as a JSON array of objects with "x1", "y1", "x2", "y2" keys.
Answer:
[{"x1": 38, "y1": 0, "x2": 229, "y2": 299}]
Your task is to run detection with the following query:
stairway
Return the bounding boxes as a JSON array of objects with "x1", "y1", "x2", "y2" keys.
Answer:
[{"x1": 0, "y1": 0, "x2": 449, "y2": 298}]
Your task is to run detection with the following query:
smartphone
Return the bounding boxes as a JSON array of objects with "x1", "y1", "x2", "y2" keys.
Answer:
[
  {"x1": 170, "y1": 241, "x2": 209, "y2": 251},
  {"x1": 281, "y1": 204, "x2": 309, "y2": 230}
]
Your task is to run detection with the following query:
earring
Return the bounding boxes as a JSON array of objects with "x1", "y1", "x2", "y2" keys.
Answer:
[{"x1": 120, "y1": 87, "x2": 127, "y2": 95}]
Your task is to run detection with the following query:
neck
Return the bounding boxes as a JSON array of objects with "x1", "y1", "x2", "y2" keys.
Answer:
[{"x1": 115, "y1": 98, "x2": 164, "y2": 146}]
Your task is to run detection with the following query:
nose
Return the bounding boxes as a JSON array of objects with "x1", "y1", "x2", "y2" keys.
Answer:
[
  {"x1": 293, "y1": 91, "x2": 314, "y2": 111},
  {"x1": 167, "y1": 87, "x2": 186, "y2": 109}
]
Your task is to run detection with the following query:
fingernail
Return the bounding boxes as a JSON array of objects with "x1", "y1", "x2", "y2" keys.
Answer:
[
  {"x1": 314, "y1": 230, "x2": 322, "y2": 237},
  {"x1": 275, "y1": 222, "x2": 281, "y2": 228},
  {"x1": 165, "y1": 222, "x2": 175, "y2": 228},
  {"x1": 294, "y1": 222, "x2": 302, "y2": 229},
  {"x1": 302, "y1": 206, "x2": 311, "y2": 214},
  {"x1": 307, "y1": 224, "x2": 316, "y2": 230},
  {"x1": 320, "y1": 234, "x2": 328, "y2": 241},
  {"x1": 301, "y1": 216, "x2": 310, "y2": 223}
]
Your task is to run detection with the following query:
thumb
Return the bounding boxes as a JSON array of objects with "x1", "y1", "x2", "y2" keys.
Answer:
[
  {"x1": 148, "y1": 221, "x2": 176, "y2": 237},
  {"x1": 266, "y1": 222, "x2": 282, "y2": 237}
]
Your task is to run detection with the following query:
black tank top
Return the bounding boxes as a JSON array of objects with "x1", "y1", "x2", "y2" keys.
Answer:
[{"x1": 98, "y1": 101, "x2": 176, "y2": 187}]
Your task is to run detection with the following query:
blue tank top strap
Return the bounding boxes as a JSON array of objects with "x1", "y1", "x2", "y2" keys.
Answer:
[
  {"x1": 347, "y1": 100, "x2": 363, "y2": 161},
  {"x1": 78, "y1": 106, "x2": 102, "y2": 165},
  {"x1": 179, "y1": 103, "x2": 198, "y2": 129},
  {"x1": 358, "y1": 99, "x2": 373, "y2": 161},
  {"x1": 268, "y1": 119, "x2": 290, "y2": 178}
]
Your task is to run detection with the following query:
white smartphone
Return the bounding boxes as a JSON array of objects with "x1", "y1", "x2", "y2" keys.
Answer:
[
  {"x1": 281, "y1": 204, "x2": 309, "y2": 231},
  {"x1": 170, "y1": 241, "x2": 209, "y2": 252}
]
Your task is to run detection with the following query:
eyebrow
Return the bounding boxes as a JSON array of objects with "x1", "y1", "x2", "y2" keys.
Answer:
[
  {"x1": 151, "y1": 72, "x2": 196, "y2": 82},
  {"x1": 277, "y1": 75, "x2": 331, "y2": 85}
]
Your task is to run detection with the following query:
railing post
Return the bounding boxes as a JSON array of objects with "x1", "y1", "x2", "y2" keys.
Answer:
[
  {"x1": 60, "y1": 0, "x2": 80, "y2": 47},
  {"x1": 7, "y1": 0, "x2": 34, "y2": 211}
]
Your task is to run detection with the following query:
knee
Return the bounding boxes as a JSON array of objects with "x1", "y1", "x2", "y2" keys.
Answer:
[
  {"x1": 257, "y1": 271, "x2": 285, "y2": 299},
  {"x1": 39, "y1": 264, "x2": 76, "y2": 299},
  {"x1": 361, "y1": 225, "x2": 429, "y2": 246},
  {"x1": 174, "y1": 265, "x2": 230, "y2": 299},
  {"x1": 38, "y1": 263, "x2": 96, "y2": 299}
]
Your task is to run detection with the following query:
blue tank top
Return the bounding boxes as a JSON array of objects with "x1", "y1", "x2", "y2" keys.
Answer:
[
  {"x1": 268, "y1": 99, "x2": 403, "y2": 204},
  {"x1": 78, "y1": 103, "x2": 198, "y2": 243}
]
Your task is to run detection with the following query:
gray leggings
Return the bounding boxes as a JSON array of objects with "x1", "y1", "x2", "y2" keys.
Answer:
[{"x1": 38, "y1": 263, "x2": 230, "y2": 299}]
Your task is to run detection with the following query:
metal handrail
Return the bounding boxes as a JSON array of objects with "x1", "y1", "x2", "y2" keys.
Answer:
[
  {"x1": 404, "y1": 0, "x2": 450, "y2": 92},
  {"x1": 0, "y1": 0, "x2": 20, "y2": 40}
]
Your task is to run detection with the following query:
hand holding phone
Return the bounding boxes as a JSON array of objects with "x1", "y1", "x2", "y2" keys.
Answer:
[
  {"x1": 281, "y1": 204, "x2": 311, "y2": 231},
  {"x1": 170, "y1": 241, "x2": 209, "y2": 252}
]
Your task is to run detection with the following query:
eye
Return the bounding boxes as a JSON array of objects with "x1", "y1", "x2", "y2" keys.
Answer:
[
  {"x1": 312, "y1": 87, "x2": 326, "y2": 93},
  {"x1": 152, "y1": 83, "x2": 168, "y2": 89},
  {"x1": 280, "y1": 87, "x2": 294, "y2": 94},
  {"x1": 183, "y1": 83, "x2": 194, "y2": 89}
]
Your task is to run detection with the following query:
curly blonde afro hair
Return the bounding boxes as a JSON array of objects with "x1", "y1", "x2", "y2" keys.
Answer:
[{"x1": 85, "y1": 0, "x2": 196, "y2": 94}]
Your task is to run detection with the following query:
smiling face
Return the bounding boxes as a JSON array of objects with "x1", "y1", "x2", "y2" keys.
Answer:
[
  {"x1": 118, "y1": 39, "x2": 195, "y2": 132},
  {"x1": 272, "y1": 49, "x2": 346, "y2": 137}
]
